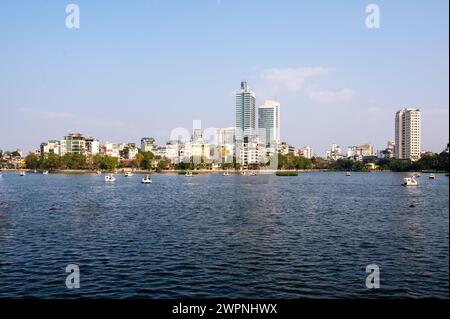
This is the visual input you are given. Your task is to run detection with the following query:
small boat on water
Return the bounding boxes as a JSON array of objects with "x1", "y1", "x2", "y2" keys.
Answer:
[
  {"x1": 403, "y1": 175, "x2": 418, "y2": 186},
  {"x1": 223, "y1": 171, "x2": 230, "y2": 176},
  {"x1": 19, "y1": 171, "x2": 26, "y2": 176},
  {"x1": 124, "y1": 172, "x2": 133, "y2": 177},
  {"x1": 185, "y1": 171, "x2": 193, "y2": 177},
  {"x1": 429, "y1": 174, "x2": 436, "y2": 180},
  {"x1": 346, "y1": 172, "x2": 352, "y2": 177},
  {"x1": 42, "y1": 170, "x2": 49, "y2": 175},
  {"x1": 250, "y1": 171, "x2": 257, "y2": 176},
  {"x1": 104, "y1": 175, "x2": 116, "y2": 182},
  {"x1": 96, "y1": 170, "x2": 102, "y2": 175},
  {"x1": 141, "y1": 175, "x2": 152, "y2": 184}
]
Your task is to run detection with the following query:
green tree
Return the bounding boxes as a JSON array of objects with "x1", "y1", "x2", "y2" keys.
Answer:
[
  {"x1": 25, "y1": 153, "x2": 40, "y2": 169},
  {"x1": 388, "y1": 159, "x2": 410, "y2": 172},
  {"x1": 42, "y1": 153, "x2": 61, "y2": 169},
  {"x1": 157, "y1": 158, "x2": 171, "y2": 170},
  {"x1": 61, "y1": 153, "x2": 88, "y2": 169},
  {"x1": 132, "y1": 152, "x2": 144, "y2": 168},
  {"x1": 295, "y1": 156, "x2": 313, "y2": 170},
  {"x1": 100, "y1": 156, "x2": 119, "y2": 171},
  {"x1": 352, "y1": 161, "x2": 365, "y2": 171},
  {"x1": 91, "y1": 154, "x2": 102, "y2": 170},
  {"x1": 311, "y1": 157, "x2": 329, "y2": 169},
  {"x1": 140, "y1": 152, "x2": 155, "y2": 169},
  {"x1": 119, "y1": 146, "x2": 130, "y2": 159}
]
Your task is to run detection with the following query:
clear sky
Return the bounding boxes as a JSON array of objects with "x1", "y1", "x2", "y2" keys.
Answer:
[{"x1": 0, "y1": 0, "x2": 448, "y2": 155}]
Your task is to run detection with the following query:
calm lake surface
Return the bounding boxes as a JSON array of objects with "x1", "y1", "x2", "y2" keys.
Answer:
[{"x1": 0, "y1": 172, "x2": 448, "y2": 298}]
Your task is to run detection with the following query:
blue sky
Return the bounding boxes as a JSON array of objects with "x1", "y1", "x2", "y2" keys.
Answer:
[{"x1": 0, "y1": 0, "x2": 448, "y2": 155}]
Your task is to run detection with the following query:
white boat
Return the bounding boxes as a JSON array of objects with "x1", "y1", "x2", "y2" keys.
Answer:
[
  {"x1": 141, "y1": 175, "x2": 152, "y2": 184},
  {"x1": 346, "y1": 172, "x2": 352, "y2": 176},
  {"x1": 19, "y1": 171, "x2": 26, "y2": 176},
  {"x1": 96, "y1": 170, "x2": 102, "y2": 175},
  {"x1": 42, "y1": 170, "x2": 49, "y2": 175},
  {"x1": 185, "y1": 171, "x2": 193, "y2": 177},
  {"x1": 223, "y1": 171, "x2": 230, "y2": 176},
  {"x1": 241, "y1": 171, "x2": 247, "y2": 176},
  {"x1": 403, "y1": 175, "x2": 418, "y2": 186},
  {"x1": 250, "y1": 171, "x2": 257, "y2": 176},
  {"x1": 429, "y1": 174, "x2": 436, "y2": 180},
  {"x1": 124, "y1": 172, "x2": 133, "y2": 177},
  {"x1": 104, "y1": 175, "x2": 116, "y2": 182}
]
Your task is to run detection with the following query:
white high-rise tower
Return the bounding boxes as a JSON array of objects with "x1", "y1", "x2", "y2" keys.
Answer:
[
  {"x1": 258, "y1": 100, "x2": 281, "y2": 146},
  {"x1": 395, "y1": 108, "x2": 421, "y2": 161}
]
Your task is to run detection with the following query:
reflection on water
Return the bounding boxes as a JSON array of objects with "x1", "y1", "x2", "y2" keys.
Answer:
[{"x1": 0, "y1": 172, "x2": 448, "y2": 298}]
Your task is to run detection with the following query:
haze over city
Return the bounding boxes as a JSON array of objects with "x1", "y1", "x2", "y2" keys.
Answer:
[{"x1": 0, "y1": 0, "x2": 448, "y2": 155}]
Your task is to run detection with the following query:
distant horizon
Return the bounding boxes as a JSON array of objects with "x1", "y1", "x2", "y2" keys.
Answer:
[{"x1": 1, "y1": 0, "x2": 448, "y2": 155}]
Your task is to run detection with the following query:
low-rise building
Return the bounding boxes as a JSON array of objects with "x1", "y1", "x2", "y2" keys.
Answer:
[
  {"x1": 279, "y1": 142, "x2": 295, "y2": 155},
  {"x1": 326, "y1": 144, "x2": 343, "y2": 160},
  {"x1": 298, "y1": 146, "x2": 314, "y2": 159},
  {"x1": 141, "y1": 138, "x2": 157, "y2": 153},
  {"x1": 59, "y1": 133, "x2": 99, "y2": 156},
  {"x1": 103, "y1": 143, "x2": 121, "y2": 158},
  {"x1": 236, "y1": 137, "x2": 259, "y2": 168},
  {"x1": 40, "y1": 140, "x2": 61, "y2": 155},
  {"x1": 347, "y1": 144, "x2": 374, "y2": 161}
]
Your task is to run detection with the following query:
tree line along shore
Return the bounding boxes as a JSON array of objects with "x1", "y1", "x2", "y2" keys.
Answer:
[{"x1": 12, "y1": 148, "x2": 449, "y2": 174}]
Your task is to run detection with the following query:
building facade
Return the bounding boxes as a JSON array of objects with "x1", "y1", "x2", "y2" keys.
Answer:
[
  {"x1": 40, "y1": 140, "x2": 61, "y2": 155},
  {"x1": 258, "y1": 100, "x2": 281, "y2": 147},
  {"x1": 298, "y1": 146, "x2": 314, "y2": 159},
  {"x1": 395, "y1": 108, "x2": 421, "y2": 161},
  {"x1": 141, "y1": 138, "x2": 157, "y2": 153},
  {"x1": 235, "y1": 81, "x2": 256, "y2": 140}
]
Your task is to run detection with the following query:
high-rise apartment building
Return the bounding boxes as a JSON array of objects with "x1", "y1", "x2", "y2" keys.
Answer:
[
  {"x1": 258, "y1": 100, "x2": 281, "y2": 147},
  {"x1": 395, "y1": 108, "x2": 421, "y2": 161}
]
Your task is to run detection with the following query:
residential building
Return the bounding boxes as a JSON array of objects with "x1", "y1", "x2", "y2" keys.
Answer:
[
  {"x1": 141, "y1": 138, "x2": 157, "y2": 153},
  {"x1": 165, "y1": 142, "x2": 181, "y2": 164},
  {"x1": 214, "y1": 127, "x2": 235, "y2": 164},
  {"x1": 61, "y1": 133, "x2": 86, "y2": 155},
  {"x1": 395, "y1": 108, "x2": 421, "y2": 161},
  {"x1": 347, "y1": 144, "x2": 373, "y2": 161},
  {"x1": 40, "y1": 140, "x2": 61, "y2": 155},
  {"x1": 378, "y1": 141, "x2": 395, "y2": 159},
  {"x1": 298, "y1": 146, "x2": 314, "y2": 159},
  {"x1": 59, "y1": 133, "x2": 99, "y2": 156},
  {"x1": 258, "y1": 100, "x2": 281, "y2": 147},
  {"x1": 279, "y1": 142, "x2": 295, "y2": 155},
  {"x1": 103, "y1": 143, "x2": 121, "y2": 158},
  {"x1": 326, "y1": 144, "x2": 343, "y2": 160},
  {"x1": 127, "y1": 145, "x2": 138, "y2": 160},
  {"x1": 85, "y1": 137, "x2": 100, "y2": 155},
  {"x1": 237, "y1": 136, "x2": 259, "y2": 168}
]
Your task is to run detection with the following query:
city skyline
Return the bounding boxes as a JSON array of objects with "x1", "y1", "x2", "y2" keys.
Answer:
[
  {"x1": 0, "y1": 0, "x2": 449, "y2": 154},
  {"x1": 0, "y1": 90, "x2": 447, "y2": 158}
]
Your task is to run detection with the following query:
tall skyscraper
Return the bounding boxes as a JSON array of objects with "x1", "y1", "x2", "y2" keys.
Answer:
[
  {"x1": 235, "y1": 81, "x2": 256, "y2": 140},
  {"x1": 395, "y1": 108, "x2": 421, "y2": 161},
  {"x1": 258, "y1": 100, "x2": 281, "y2": 146}
]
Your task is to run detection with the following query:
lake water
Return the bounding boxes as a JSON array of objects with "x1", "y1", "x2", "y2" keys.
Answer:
[{"x1": 0, "y1": 172, "x2": 448, "y2": 298}]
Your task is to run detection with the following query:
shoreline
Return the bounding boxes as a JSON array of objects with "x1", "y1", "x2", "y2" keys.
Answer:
[{"x1": 1, "y1": 169, "x2": 448, "y2": 174}]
